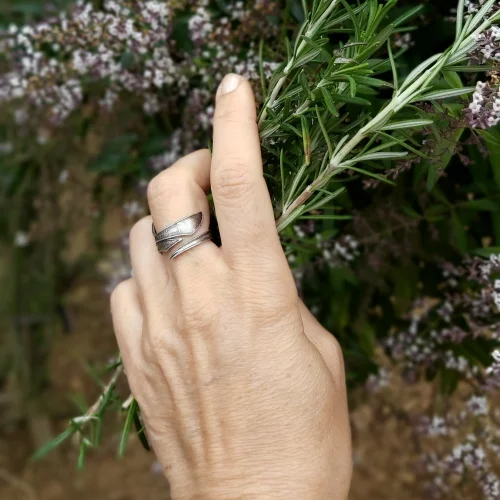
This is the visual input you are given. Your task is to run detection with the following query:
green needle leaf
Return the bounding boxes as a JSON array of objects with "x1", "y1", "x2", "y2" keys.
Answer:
[
  {"x1": 412, "y1": 87, "x2": 475, "y2": 102},
  {"x1": 380, "y1": 119, "x2": 434, "y2": 130},
  {"x1": 119, "y1": 398, "x2": 138, "y2": 458}
]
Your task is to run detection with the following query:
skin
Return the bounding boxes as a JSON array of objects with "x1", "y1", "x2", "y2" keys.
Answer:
[{"x1": 110, "y1": 74, "x2": 352, "y2": 500}]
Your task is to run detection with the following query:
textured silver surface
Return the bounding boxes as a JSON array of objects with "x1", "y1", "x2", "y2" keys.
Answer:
[
  {"x1": 153, "y1": 212, "x2": 203, "y2": 242},
  {"x1": 156, "y1": 237, "x2": 183, "y2": 253},
  {"x1": 152, "y1": 212, "x2": 212, "y2": 258},
  {"x1": 170, "y1": 231, "x2": 212, "y2": 259}
]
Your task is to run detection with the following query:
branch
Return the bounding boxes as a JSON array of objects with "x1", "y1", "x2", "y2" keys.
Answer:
[
  {"x1": 84, "y1": 364, "x2": 123, "y2": 419},
  {"x1": 258, "y1": 0, "x2": 341, "y2": 125}
]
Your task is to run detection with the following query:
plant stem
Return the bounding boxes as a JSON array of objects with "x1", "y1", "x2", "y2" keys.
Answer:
[
  {"x1": 275, "y1": 53, "x2": 453, "y2": 230},
  {"x1": 85, "y1": 364, "x2": 123, "y2": 418},
  {"x1": 258, "y1": 0, "x2": 341, "y2": 125},
  {"x1": 274, "y1": 3, "x2": 500, "y2": 231}
]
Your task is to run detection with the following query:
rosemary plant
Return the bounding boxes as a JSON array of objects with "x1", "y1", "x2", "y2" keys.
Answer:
[{"x1": 259, "y1": 0, "x2": 500, "y2": 232}]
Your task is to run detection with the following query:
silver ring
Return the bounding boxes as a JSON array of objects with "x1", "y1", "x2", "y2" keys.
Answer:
[{"x1": 152, "y1": 212, "x2": 212, "y2": 259}]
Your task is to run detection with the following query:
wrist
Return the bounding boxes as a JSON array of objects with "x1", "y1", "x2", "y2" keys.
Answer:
[{"x1": 169, "y1": 469, "x2": 342, "y2": 500}]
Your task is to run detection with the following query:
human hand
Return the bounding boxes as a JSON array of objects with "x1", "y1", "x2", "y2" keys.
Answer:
[{"x1": 111, "y1": 74, "x2": 352, "y2": 500}]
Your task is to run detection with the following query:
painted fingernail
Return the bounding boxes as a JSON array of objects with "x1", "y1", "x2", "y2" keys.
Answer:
[{"x1": 217, "y1": 74, "x2": 240, "y2": 97}]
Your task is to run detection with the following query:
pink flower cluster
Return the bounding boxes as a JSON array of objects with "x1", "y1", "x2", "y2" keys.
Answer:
[
  {"x1": 0, "y1": 0, "x2": 279, "y2": 133},
  {"x1": 384, "y1": 255, "x2": 500, "y2": 384},
  {"x1": 1, "y1": 0, "x2": 185, "y2": 123},
  {"x1": 466, "y1": 81, "x2": 500, "y2": 129},
  {"x1": 367, "y1": 254, "x2": 500, "y2": 499}
]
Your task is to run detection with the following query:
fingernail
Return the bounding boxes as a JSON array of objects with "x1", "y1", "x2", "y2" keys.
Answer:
[{"x1": 217, "y1": 74, "x2": 240, "y2": 97}]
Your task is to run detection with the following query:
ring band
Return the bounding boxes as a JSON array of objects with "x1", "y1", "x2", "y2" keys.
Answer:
[
  {"x1": 170, "y1": 230, "x2": 212, "y2": 259},
  {"x1": 152, "y1": 212, "x2": 212, "y2": 259}
]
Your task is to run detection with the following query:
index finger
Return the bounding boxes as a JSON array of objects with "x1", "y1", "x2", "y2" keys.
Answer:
[{"x1": 211, "y1": 74, "x2": 284, "y2": 267}]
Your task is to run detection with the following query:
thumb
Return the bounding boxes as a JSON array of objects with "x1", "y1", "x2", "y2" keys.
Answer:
[{"x1": 298, "y1": 299, "x2": 346, "y2": 386}]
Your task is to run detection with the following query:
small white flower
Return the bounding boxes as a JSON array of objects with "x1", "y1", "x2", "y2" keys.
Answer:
[
  {"x1": 58, "y1": 170, "x2": 69, "y2": 184},
  {"x1": 123, "y1": 200, "x2": 145, "y2": 218},
  {"x1": 467, "y1": 395, "x2": 489, "y2": 416},
  {"x1": 14, "y1": 231, "x2": 30, "y2": 247}
]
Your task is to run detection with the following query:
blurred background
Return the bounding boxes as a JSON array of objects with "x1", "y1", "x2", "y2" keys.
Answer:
[{"x1": 1, "y1": 0, "x2": 500, "y2": 498}]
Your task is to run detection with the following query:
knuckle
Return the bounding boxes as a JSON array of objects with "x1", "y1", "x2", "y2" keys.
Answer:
[
  {"x1": 212, "y1": 159, "x2": 253, "y2": 201},
  {"x1": 330, "y1": 335, "x2": 344, "y2": 365},
  {"x1": 181, "y1": 300, "x2": 219, "y2": 332},
  {"x1": 324, "y1": 335, "x2": 346, "y2": 381},
  {"x1": 140, "y1": 331, "x2": 157, "y2": 363},
  {"x1": 145, "y1": 326, "x2": 172, "y2": 358},
  {"x1": 147, "y1": 169, "x2": 189, "y2": 206}
]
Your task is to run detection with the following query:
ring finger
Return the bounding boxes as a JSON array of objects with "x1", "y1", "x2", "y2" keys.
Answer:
[{"x1": 146, "y1": 149, "x2": 221, "y2": 282}]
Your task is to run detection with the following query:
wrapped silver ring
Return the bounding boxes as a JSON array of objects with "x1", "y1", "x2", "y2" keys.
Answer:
[{"x1": 152, "y1": 212, "x2": 212, "y2": 259}]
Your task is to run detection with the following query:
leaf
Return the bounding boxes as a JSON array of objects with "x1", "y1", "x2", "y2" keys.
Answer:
[
  {"x1": 393, "y1": 5, "x2": 425, "y2": 27},
  {"x1": 343, "y1": 151, "x2": 408, "y2": 165},
  {"x1": 443, "y1": 71, "x2": 463, "y2": 89},
  {"x1": 299, "y1": 71, "x2": 311, "y2": 97},
  {"x1": 357, "y1": 25, "x2": 395, "y2": 61},
  {"x1": 277, "y1": 205, "x2": 306, "y2": 233},
  {"x1": 279, "y1": 149, "x2": 286, "y2": 211},
  {"x1": 299, "y1": 214, "x2": 353, "y2": 220},
  {"x1": 320, "y1": 87, "x2": 339, "y2": 116},
  {"x1": 377, "y1": 131, "x2": 431, "y2": 159},
  {"x1": 289, "y1": 0, "x2": 306, "y2": 22},
  {"x1": 338, "y1": 165, "x2": 396, "y2": 185},
  {"x1": 472, "y1": 247, "x2": 500, "y2": 258},
  {"x1": 468, "y1": 0, "x2": 498, "y2": 34},
  {"x1": 445, "y1": 65, "x2": 493, "y2": 72},
  {"x1": 459, "y1": 199, "x2": 500, "y2": 212},
  {"x1": 78, "y1": 439, "x2": 89, "y2": 470},
  {"x1": 315, "y1": 106, "x2": 333, "y2": 158},
  {"x1": 348, "y1": 76, "x2": 357, "y2": 97},
  {"x1": 353, "y1": 75, "x2": 393, "y2": 88},
  {"x1": 380, "y1": 119, "x2": 434, "y2": 131},
  {"x1": 334, "y1": 57, "x2": 357, "y2": 64},
  {"x1": 333, "y1": 134, "x2": 350, "y2": 157},
  {"x1": 133, "y1": 410, "x2": 151, "y2": 452},
  {"x1": 31, "y1": 426, "x2": 75, "y2": 461},
  {"x1": 387, "y1": 40, "x2": 398, "y2": 91},
  {"x1": 305, "y1": 187, "x2": 346, "y2": 212},
  {"x1": 339, "y1": 0, "x2": 361, "y2": 41},
  {"x1": 285, "y1": 162, "x2": 308, "y2": 208},
  {"x1": 330, "y1": 93, "x2": 372, "y2": 106},
  {"x1": 399, "y1": 53, "x2": 442, "y2": 92},
  {"x1": 292, "y1": 47, "x2": 322, "y2": 69},
  {"x1": 300, "y1": 115, "x2": 311, "y2": 165},
  {"x1": 118, "y1": 399, "x2": 137, "y2": 458},
  {"x1": 425, "y1": 127, "x2": 465, "y2": 190},
  {"x1": 456, "y1": 0, "x2": 466, "y2": 40},
  {"x1": 412, "y1": 87, "x2": 475, "y2": 102},
  {"x1": 301, "y1": 35, "x2": 333, "y2": 63}
]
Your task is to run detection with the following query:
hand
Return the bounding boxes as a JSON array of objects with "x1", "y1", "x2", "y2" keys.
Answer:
[{"x1": 111, "y1": 74, "x2": 352, "y2": 500}]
